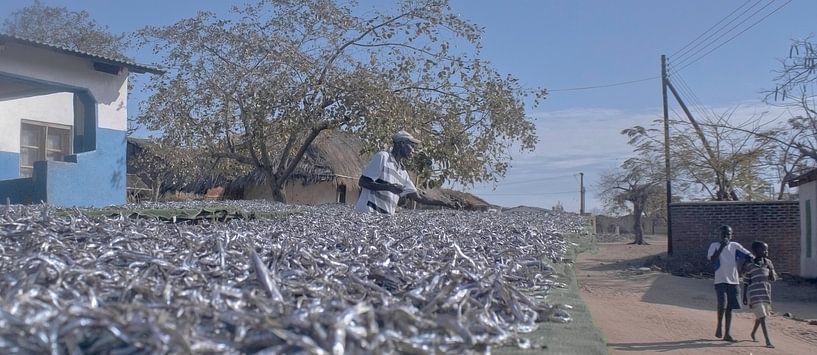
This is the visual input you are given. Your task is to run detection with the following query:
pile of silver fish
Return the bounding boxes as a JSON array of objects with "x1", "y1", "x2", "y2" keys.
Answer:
[{"x1": 0, "y1": 202, "x2": 588, "y2": 354}]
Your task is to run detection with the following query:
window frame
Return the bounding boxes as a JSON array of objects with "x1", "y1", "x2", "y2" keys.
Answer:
[{"x1": 20, "y1": 120, "x2": 72, "y2": 177}]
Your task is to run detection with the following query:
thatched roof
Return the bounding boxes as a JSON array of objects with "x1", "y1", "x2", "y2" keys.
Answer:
[
  {"x1": 224, "y1": 130, "x2": 368, "y2": 195},
  {"x1": 417, "y1": 188, "x2": 494, "y2": 211}
]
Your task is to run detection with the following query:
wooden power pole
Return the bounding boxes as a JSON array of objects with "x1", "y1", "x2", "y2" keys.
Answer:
[
  {"x1": 661, "y1": 55, "x2": 674, "y2": 256},
  {"x1": 579, "y1": 172, "x2": 585, "y2": 215}
]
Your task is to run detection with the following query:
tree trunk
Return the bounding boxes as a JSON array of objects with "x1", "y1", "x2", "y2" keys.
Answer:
[
  {"x1": 632, "y1": 203, "x2": 646, "y2": 245},
  {"x1": 267, "y1": 124, "x2": 331, "y2": 204},
  {"x1": 267, "y1": 171, "x2": 287, "y2": 203},
  {"x1": 777, "y1": 180, "x2": 787, "y2": 200},
  {"x1": 152, "y1": 176, "x2": 163, "y2": 202},
  {"x1": 271, "y1": 182, "x2": 287, "y2": 203}
]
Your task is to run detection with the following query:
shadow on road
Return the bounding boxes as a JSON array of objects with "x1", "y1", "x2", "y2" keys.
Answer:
[
  {"x1": 609, "y1": 339, "x2": 758, "y2": 352},
  {"x1": 640, "y1": 269, "x2": 817, "y2": 318},
  {"x1": 641, "y1": 274, "x2": 715, "y2": 312}
]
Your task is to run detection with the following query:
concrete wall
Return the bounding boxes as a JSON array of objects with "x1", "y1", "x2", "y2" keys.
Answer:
[
  {"x1": 0, "y1": 40, "x2": 129, "y2": 207},
  {"x1": 669, "y1": 201, "x2": 801, "y2": 275},
  {"x1": 798, "y1": 182, "x2": 817, "y2": 277}
]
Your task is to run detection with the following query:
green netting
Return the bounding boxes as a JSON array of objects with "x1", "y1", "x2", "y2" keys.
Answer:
[
  {"x1": 80, "y1": 206, "x2": 301, "y2": 223},
  {"x1": 494, "y1": 230, "x2": 607, "y2": 355}
]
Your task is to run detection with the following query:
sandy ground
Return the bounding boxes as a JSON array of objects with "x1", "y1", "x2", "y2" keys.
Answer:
[{"x1": 577, "y1": 236, "x2": 817, "y2": 355}]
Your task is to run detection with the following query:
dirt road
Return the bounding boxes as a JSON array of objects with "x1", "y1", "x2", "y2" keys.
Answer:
[{"x1": 577, "y1": 237, "x2": 817, "y2": 355}]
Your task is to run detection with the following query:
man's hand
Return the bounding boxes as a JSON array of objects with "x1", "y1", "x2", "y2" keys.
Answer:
[
  {"x1": 388, "y1": 183, "x2": 404, "y2": 195},
  {"x1": 742, "y1": 297, "x2": 748, "y2": 306}
]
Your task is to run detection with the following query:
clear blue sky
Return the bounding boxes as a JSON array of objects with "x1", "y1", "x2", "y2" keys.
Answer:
[{"x1": 3, "y1": 0, "x2": 813, "y2": 212}]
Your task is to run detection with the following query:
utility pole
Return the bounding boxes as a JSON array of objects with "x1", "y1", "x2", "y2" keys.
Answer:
[
  {"x1": 579, "y1": 172, "x2": 585, "y2": 215},
  {"x1": 661, "y1": 55, "x2": 674, "y2": 256}
]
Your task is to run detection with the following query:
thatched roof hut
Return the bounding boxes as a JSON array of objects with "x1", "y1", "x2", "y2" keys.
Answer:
[
  {"x1": 224, "y1": 130, "x2": 368, "y2": 200},
  {"x1": 129, "y1": 131, "x2": 492, "y2": 209}
]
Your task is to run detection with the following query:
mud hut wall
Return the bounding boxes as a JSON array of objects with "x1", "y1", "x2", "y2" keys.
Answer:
[
  {"x1": 669, "y1": 201, "x2": 800, "y2": 275},
  {"x1": 243, "y1": 178, "x2": 360, "y2": 206}
]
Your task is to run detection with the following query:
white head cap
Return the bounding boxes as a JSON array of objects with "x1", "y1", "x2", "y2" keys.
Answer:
[{"x1": 392, "y1": 130, "x2": 421, "y2": 144}]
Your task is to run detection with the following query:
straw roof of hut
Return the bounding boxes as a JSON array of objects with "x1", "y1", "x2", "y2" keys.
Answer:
[
  {"x1": 417, "y1": 188, "x2": 495, "y2": 211},
  {"x1": 224, "y1": 130, "x2": 368, "y2": 196},
  {"x1": 129, "y1": 132, "x2": 494, "y2": 210}
]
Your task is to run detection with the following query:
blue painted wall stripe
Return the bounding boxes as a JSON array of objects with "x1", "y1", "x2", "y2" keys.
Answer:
[
  {"x1": 39, "y1": 127, "x2": 126, "y2": 207},
  {"x1": 0, "y1": 128, "x2": 126, "y2": 207},
  {"x1": 0, "y1": 151, "x2": 19, "y2": 180}
]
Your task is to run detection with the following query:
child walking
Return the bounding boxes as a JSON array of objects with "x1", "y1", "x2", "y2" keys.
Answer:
[
  {"x1": 707, "y1": 225, "x2": 753, "y2": 341},
  {"x1": 742, "y1": 241, "x2": 778, "y2": 348}
]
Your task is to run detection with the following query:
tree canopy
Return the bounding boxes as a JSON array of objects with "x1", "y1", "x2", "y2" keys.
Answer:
[
  {"x1": 764, "y1": 38, "x2": 817, "y2": 166},
  {"x1": 2, "y1": 0, "x2": 128, "y2": 59},
  {"x1": 621, "y1": 109, "x2": 772, "y2": 202},
  {"x1": 136, "y1": 0, "x2": 543, "y2": 202}
]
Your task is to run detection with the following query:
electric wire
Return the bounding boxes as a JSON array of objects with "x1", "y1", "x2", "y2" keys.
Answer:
[
  {"x1": 671, "y1": 0, "x2": 792, "y2": 73},
  {"x1": 669, "y1": 0, "x2": 755, "y2": 59},
  {"x1": 496, "y1": 173, "x2": 579, "y2": 186},
  {"x1": 476, "y1": 190, "x2": 577, "y2": 196},
  {"x1": 548, "y1": 76, "x2": 658, "y2": 92},
  {"x1": 675, "y1": 72, "x2": 720, "y2": 120},
  {"x1": 669, "y1": 70, "x2": 717, "y2": 122},
  {"x1": 672, "y1": 0, "x2": 765, "y2": 64},
  {"x1": 669, "y1": 73, "x2": 711, "y2": 122}
]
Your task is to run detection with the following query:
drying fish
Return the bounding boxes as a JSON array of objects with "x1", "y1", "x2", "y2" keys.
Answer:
[{"x1": 0, "y1": 201, "x2": 589, "y2": 354}]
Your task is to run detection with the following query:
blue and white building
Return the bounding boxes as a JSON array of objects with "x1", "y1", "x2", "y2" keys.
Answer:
[{"x1": 0, "y1": 34, "x2": 161, "y2": 207}]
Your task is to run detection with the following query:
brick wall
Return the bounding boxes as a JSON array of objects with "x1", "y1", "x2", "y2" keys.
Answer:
[{"x1": 669, "y1": 201, "x2": 800, "y2": 275}]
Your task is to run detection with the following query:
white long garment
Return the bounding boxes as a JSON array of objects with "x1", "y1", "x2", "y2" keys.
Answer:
[
  {"x1": 707, "y1": 241, "x2": 753, "y2": 284},
  {"x1": 354, "y1": 151, "x2": 417, "y2": 214}
]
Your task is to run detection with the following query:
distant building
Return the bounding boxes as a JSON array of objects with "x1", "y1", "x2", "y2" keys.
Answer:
[
  {"x1": 788, "y1": 168, "x2": 817, "y2": 278},
  {"x1": 0, "y1": 34, "x2": 161, "y2": 207}
]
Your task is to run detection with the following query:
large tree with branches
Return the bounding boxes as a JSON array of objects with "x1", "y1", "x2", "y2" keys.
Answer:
[
  {"x1": 597, "y1": 149, "x2": 664, "y2": 245},
  {"x1": 136, "y1": 0, "x2": 542, "y2": 202}
]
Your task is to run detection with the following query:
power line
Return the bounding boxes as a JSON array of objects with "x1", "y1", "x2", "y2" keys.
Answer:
[
  {"x1": 673, "y1": 0, "x2": 775, "y2": 68},
  {"x1": 477, "y1": 190, "x2": 576, "y2": 196},
  {"x1": 670, "y1": 0, "x2": 755, "y2": 59},
  {"x1": 668, "y1": 73, "x2": 708, "y2": 120},
  {"x1": 678, "y1": 73, "x2": 720, "y2": 120},
  {"x1": 497, "y1": 173, "x2": 578, "y2": 186},
  {"x1": 672, "y1": 0, "x2": 791, "y2": 73},
  {"x1": 548, "y1": 76, "x2": 658, "y2": 92},
  {"x1": 670, "y1": 71, "x2": 717, "y2": 122},
  {"x1": 672, "y1": 0, "x2": 765, "y2": 63}
]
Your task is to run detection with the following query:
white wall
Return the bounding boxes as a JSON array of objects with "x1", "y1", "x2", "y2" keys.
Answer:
[
  {"x1": 800, "y1": 182, "x2": 817, "y2": 278},
  {"x1": 0, "y1": 41, "x2": 128, "y2": 131},
  {"x1": 0, "y1": 92, "x2": 74, "y2": 153}
]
